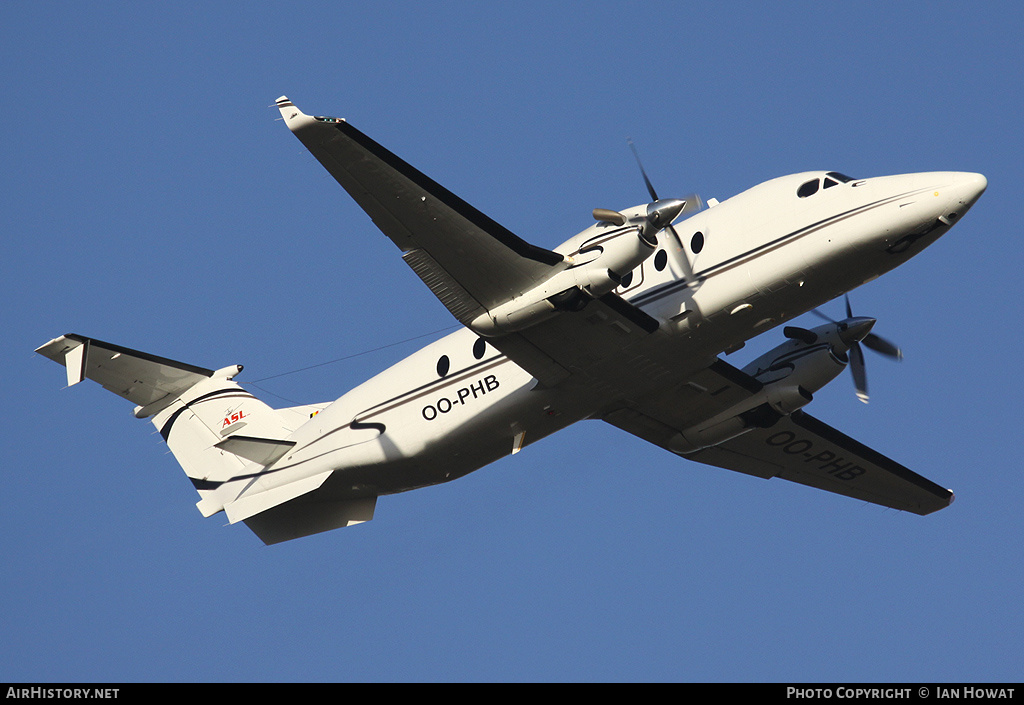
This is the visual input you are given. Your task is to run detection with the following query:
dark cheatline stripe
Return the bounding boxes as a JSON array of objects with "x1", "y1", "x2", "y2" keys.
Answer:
[
  {"x1": 351, "y1": 419, "x2": 387, "y2": 434},
  {"x1": 629, "y1": 188, "x2": 926, "y2": 308},
  {"x1": 159, "y1": 388, "x2": 256, "y2": 441}
]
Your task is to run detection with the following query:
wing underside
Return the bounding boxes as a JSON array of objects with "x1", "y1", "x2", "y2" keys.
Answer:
[
  {"x1": 605, "y1": 359, "x2": 953, "y2": 515},
  {"x1": 277, "y1": 97, "x2": 562, "y2": 324},
  {"x1": 686, "y1": 410, "x2": 953, "y2": 514},
  {"x1": 278, "y1": 97, "x2": 666, "y2": 387}
]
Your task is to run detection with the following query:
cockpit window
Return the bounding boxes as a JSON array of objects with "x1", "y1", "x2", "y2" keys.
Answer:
[
  {"x1": 800, "y1": 172, "x2": 856, "y2": 197},
  {"x1": 797, "y1": 179, "x2": 820, "y2": 198}
]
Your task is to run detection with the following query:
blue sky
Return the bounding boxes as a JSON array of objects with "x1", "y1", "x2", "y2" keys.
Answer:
[{"x1": 3, "y1": 1, "x2": 1022, "y2": 682}]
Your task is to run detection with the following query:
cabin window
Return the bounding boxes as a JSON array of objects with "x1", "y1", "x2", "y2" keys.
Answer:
[
  {"x1": 617, "y1": 263, "x2": 644, "y2": 292},
  {"x1": 691, "y1": 231, "x2": 704, "y2": 254},
  {"x1": 436, "y1": 355, "x2": 450, "y2": 378},
  {"x1": 654, "y1": 249, "x2": 668, "y2": 271},
  {"x1": 472, "y1": 338, "x2": 486, "y2": 360},
  {"x1": 797, "y1": 179, "x2": 820, "y2": 198}
]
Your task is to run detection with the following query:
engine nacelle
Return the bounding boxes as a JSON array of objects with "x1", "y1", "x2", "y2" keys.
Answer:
[
  {"x1": 741, "y1": 329, "x2": 849, "y2": 393},
  {"x1": 470, "y1": 225, "x2": 657, "y2": 337},
  {"x1": 670, "y1": 325, "x2": 857, "y2": 454},
  {"x1": 668, "y1": 382, "x2": 813, "y2": 454},
  {"x1": 569, "y1": 226, "x2": 656, "y2": 298}
]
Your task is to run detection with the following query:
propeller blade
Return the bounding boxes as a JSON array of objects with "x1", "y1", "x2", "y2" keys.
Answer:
[
  {"x1": 677, "y1": 193, "x2": 704, "y2": 217},
  {"x1": 810, "y1": 308, "x2": 836, "y2": 324},
  {"x1": 666, "y1": 224, "x2": 697, "y2": 280},
  {"x1": 850, "y1": 341, "x2": 869, "y2": 403},
  {"x1": 627, "y1": 138, "x2": 659, "y2": 202},
  {"x1": 811, "y1": 294, "x2": 900, "y2": 402},
  {"x1": 862, "y1": 333, "x2": 903, "y2": 361},
  {"x1": 624, "y1": 140, "x2": 703, "y2": 252}
]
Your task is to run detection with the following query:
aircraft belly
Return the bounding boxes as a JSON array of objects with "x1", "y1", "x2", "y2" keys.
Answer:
[{"x1": 317, "y1": 383, "x2": 582, "y2": 496}]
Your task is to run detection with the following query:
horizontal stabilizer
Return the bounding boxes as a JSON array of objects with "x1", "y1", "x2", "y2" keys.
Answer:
[
  {"x1": 35, "y1": 334, "x2": 215, "y2": 414},
  {"x1": 214, "y1": 435, "x2": 296, "y2": 467},
  {"x1": 244, "y1": 495, "x2": 378, "y2": 545},
  {"x1": 223, "y1": 470, "x2": 333, "y2": 525}
]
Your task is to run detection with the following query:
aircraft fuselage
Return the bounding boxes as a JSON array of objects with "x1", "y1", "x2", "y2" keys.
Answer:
[{"x1": 263, "y1": 169, "x2": 986, "y2": 499}]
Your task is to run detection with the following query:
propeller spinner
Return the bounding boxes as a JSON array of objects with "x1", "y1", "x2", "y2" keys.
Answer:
[{"x1": 629, "y1": 139, "x2": 703, "y2": 244}]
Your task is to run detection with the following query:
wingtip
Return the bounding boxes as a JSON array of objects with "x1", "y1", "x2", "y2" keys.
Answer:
[{"x1": 274, "y1": 96, "x2": 316, "y2": 131}]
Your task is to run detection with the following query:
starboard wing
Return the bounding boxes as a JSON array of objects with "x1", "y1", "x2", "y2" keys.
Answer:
[
  {"x1": 604, "y1": 358, "x2": 953, "y2": 515},
  {"x1": 687, "y1": 410, "x2": 953, "y2": 515}
]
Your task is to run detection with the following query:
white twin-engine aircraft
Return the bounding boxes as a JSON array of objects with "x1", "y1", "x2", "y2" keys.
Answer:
[{"x1": 37, "y1": 97, "x2": 987, "y2": 544}]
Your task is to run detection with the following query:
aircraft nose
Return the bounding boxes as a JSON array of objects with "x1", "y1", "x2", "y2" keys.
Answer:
[
  {"x1": 944, "y1": 172, "x2": 987, "y2": 220},
  {"x1": 953, "y1": 171, "x2": 987, "y2": 202}
]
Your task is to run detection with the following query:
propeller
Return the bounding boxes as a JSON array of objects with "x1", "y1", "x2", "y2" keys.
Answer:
[
  {"x1": 630, "y1": 138, "x2": 661, "y2": 203},
  {"x1": 811, "y1": 294, "x2": 903, "y2": 403},
  {"x1": 594, "y1": 140, "x2": 703, "y2": 254},
  {"x1": 627, "y1": 139, "x2": 703, "y2": 243}
]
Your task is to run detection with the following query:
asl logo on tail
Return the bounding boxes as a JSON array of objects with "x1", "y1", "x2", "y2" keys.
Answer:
[{"x1": 222, "y1": 410, "x2": 248, "y2": 428}]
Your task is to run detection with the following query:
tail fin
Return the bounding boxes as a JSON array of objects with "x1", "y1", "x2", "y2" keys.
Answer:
[
  {"x1": 36, "y1": 334, "x2": 300, "y2": 516},
  {"x1": 150, "y1": 375, "x2": 299, "y2": 514},
  {"x1": 37, "y1": 334, "x2": 379, "y2": 542}
]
